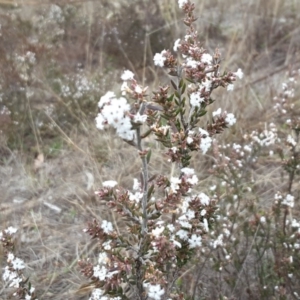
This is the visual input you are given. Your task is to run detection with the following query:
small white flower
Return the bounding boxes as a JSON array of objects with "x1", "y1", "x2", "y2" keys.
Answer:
[
  {"x1": 282, "y1": 194, "x2": 294, "y2": 208},
  {"x1": 186, "y1": 58, "x2": 199, "y2": 68},
  {"x1": 287, "y1": 135, "x2": 297, "y2": 147},
  {"x1": 225, "y1": 113, "x2": 236, "y2": 126},
  {"x1": 186, "y1": 209, "x2": 195, "y2": 220},
  {"x1": 5, "y1": 227, "x2": 18, "y2": 235},
  {"x1": 148, "y1": 284, "x2": 165, "y2": 300},
  {"x1": 102, "y1": 180, "x2": 117, "y2": 188},
  {"x1": 93, "y1": 265, "x2": 108, "y2": 281},
  {"x1": 199, "y1": 192, "x2": 210, "y2": 205},
  {"x1": 201, "y1": 53, "x2": 213, "y2": 64},
  {"x1": 89, "y1": 288, "x2": 104, "y2": 300},
  {"x1": 170, "y1": 177, "x2": 182, "y2": 193},
  {"x1": 121, "y1": 81, "x2": 130, "y2": 95},
  {"x1": 178, "y1": 0, "x2": 188, "y2": 9},
  {"x1": 260, "y1": 216, "x2": 266, "y2": 223},
  {"x1": 199, "y1": 128, "x2": 212, "y2": 154},
  {"x1": 11, "y1": 257, "x2": 25, "y2": 270},
  {"x1": 201, "y1": 79, "x2": 212, "y2": 92},
  {"x1": 98, "y1": 91, "x2": 116, "y2": 108},
  {"x1": 234, "y1": 68, "x2": 243, "y2": 79},
  {"x1": 121, "y1": 70, "x2": 134, "y2": 81},
  {"x1": 101, "y1": 220, "x2": 113, "y2": 234},
  {"x1": 190, "y1": 92, "x2": 204, "y2": 107},
  {"x1": 151, "y1": 226, "x2": 165, "y2": 237},
  {"x1": 133, "y1": 113, "x2": 147, "y2": 123},
  {"x1": 188, "y1": 234, "x2": 202, "y2": 248},
  {"x1": 227, "y1": 84, "x2": 234, "y2": 91},
  {"x1": 187, "y1": 136, "x2": 193, "y2": 144},
  {"x1": 135, "y1": 85, "x2": 143, "y2": 94},
  {"x1": 173, "y1": 38, "x2": 181, "y2": 51},
  {"x1": 181, "y1": 167, "x2": 194, "y2": 176},
  {"x1": 103, "y1": 240, "x2": 112, "y2": 250},
  {"x1": 203, "y1": 218, "x2": 209, "y2": 232},
  {"x1": 176, "y1": 229, "x2": 189, "y2": 240},
  {"x1": 167, "y1": 224, "x2": 175, "y2": 232},
  {"x1": 212, "y1": 108, "x2": 222, "y2": 117},
  {"x1": 153, "y1": 50, "x2": 167, "y2": 67}
]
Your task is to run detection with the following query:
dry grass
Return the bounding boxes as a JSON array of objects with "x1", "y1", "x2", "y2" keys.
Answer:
[{"x1": 1, "y1": 0, "x2": 300, "y2": 299}]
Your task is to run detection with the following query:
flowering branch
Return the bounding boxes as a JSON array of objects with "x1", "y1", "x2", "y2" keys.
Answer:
[{"x1": 81, "y1": 1, "x2": 242, "y2": 299}]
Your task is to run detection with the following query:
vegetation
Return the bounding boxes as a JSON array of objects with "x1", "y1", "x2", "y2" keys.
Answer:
[{"x1": 0, "y1": 0, "x2": 300, "y2": 299}]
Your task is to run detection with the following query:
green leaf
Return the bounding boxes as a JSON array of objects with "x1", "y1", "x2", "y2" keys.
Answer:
[
  {"x1": 146, "y1": 149, "x2": 152, "y2": 163},
  {"x1": 179, "y1": 79, "x2": 184, "y2": 89},
  {"x1": 167, "y1": 94, "x2": 175, "y2": 102},
  {"x1": 147, "y1": 184, "x2": 155, "y2": 200},
  {"x1": 171, "y1": 79, "x2": 177, "y2": 90},
  {"x1": 141, "y1": 129, "x2": 152, "y2": 139}
]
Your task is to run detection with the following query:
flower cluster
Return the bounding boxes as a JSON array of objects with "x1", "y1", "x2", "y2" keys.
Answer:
[{"x1": 1, "y1": 227, "x2": 38, "y2": 300}]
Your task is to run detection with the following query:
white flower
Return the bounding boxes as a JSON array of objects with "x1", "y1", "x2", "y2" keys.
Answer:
[
  {"x1": 103, "y1": 240, "x2": 112, "y2": 250},
  {"x1": 187, "y1": 136, "x2": 193, "y2": 144},
  {"x1": 102, "y1": 180, "x2": 117, "y2": 188},
  {"x1": 148, "y1": 284, "x2": 165, "y2": 300},
  {"x1": 181, "y1": 167, "x2": 194, "y2": 176},
  {"x1": 188, "y1": 234, "x2": 202, "y2": 248},
  {"x1": 186, "y1": 209, "x2": 195, "y2": 220},
  {"x1": 95, "y1": 113, "x2": 106, "y2": 130},
  {"x1": 121, "y1": 81, "x2": 129, "y2": 95},
  {"x1": 227, "y1": 84, "x2": 234, "y2": 91},
  {"x1": 2, "y1": 267, "x2": 17, "y2": 282},
  {"x1": 234, "y1": 68, "x2": 243, "y2": 79},
  {"x1": 176, "y1": 229, "x2": 189, "y2": 240},
  {"x1": 129, "y1": 191, "x2": 143, "y2": 203},
  {"x1": 201, "y1": 53, "x2": 213, "y2": 64},
  {"x1": 133, "y1": 113, "x2": 147, "y2": 123},
  {"x1": 201, "y1": 79, "x2": 212, "y2": 92},
  {"x1": 152, "y1": 226, "x2": 165, "y2": 237},
  {"x1": 198, "y1": 192, "x2": 210, "y2": 205},
  {"x1": 212, "y1": 234, "x2": 224, "y2": 248},
  {"x1": 190, "y1": 92, "x2": 204, "y2": 107},
  {"x1": 179, "y1": 219, "x2": 192, "y2": 229},
  {"x1": 153, "y1": 50, "x2": 167, "y2": 67},
  {"x1": 170, "y1": 177, "x2": 182, "y2": 193},
  {"x1": 11, "y1": 257, "x2": 25, "y2": 270},
  {"x1": 203, "y1": 218, "x2": 209, "y2": 232},
  {"x1": 9, "y1": 276, "x2": 22, "y2": 288},
  {"x1": 171, "y1": 237, "x2": 182, "y2": 248},
  {"x1": 98, "y1": 252, "x2": 109, "y2": 265},
  {"x1": 287, "y1": 135, "x2": 297, "y2": 147},
  {"x1": 260, "y1": 216, "x2": 266, "y2": 223},
  {"x1": 282, "y1": 194, "x2": 294, "y2": 208},
  {"x1": 173, "y1": 38, "x2": 181, "y2": 51},
  {"x1": 186, "y1": 58, "x2": 199, "y2": 68},
  {"x1": 199, "y1": 128, "x2": 212, "y2": 154},
  {"x1": 121, "y1": 70, "x2": 134, "y2": 81},
  {"x1": 5, "y1": 227, "x2": 18, "y2": 235},
  {"x1": 212, "y1": 108, "x2": 222, "y2": 117},
  {"x1": 200, "y1": 209, "x2": 206, "y2": 216},
  {"x1": 133, "y1": 178, "x2": 140, "y2": 190},
  {"x1": 93, "y1": 265, "x2": 108, "y2": 281},
  {"x1": 167, "y1": 224, "x2": 175, "y2": 232},
  {"x1": 225, "y1": 113, "x2": 236, "y2": 126},
  {"x1": 101, "y1": 220, "x2": 113, "y2": 234},
  {"x1": 135, "y1": 85, "x2": 143, "y2": 94},
  {"x1": 89, "y1": 288, "x2": 104, "y2": 300},
  {"x1": 178, "y1": 0, "x2": 188, "y2": 9},
  {"x1": 116, "y1": 116, "x2": 135, "y2": 140},
  {"x1": 98, "y1": 91, "x2": 116, "y2": 108}
]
